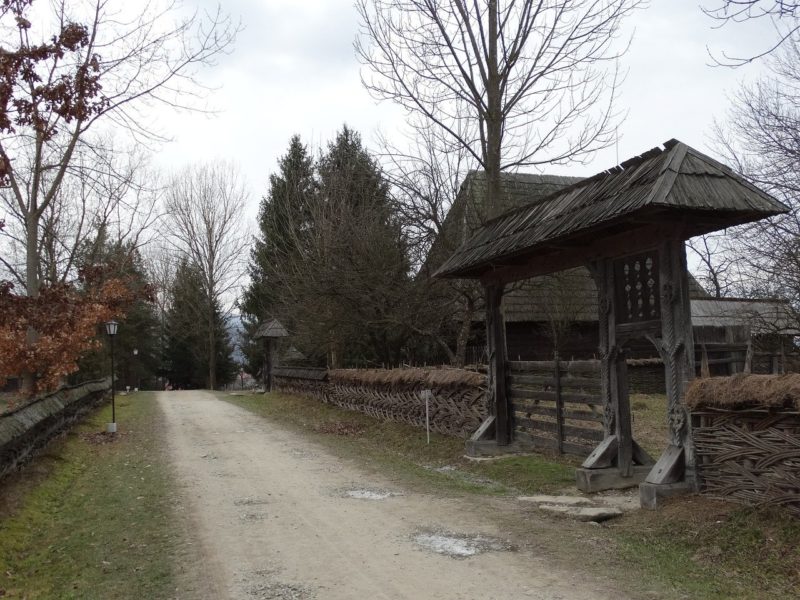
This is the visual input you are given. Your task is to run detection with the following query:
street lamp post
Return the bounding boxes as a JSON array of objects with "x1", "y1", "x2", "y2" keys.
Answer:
[
  {"x1": 106, "y1": 320, "x2": 118, "y2": 433},
  {"x1": 133, "y1": 348, "x2": 139, "y2": 391}
]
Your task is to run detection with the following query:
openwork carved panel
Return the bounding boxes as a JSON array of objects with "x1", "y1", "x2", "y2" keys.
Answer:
[{"x1": 613, "y1": 250, "x2": 660, "y2": 325}]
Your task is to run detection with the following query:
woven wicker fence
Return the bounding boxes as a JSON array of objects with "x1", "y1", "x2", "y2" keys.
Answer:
[
  {"x1": 687, "y1": 374, "x2": 800, "y2": 517},
  {"x1": 273, "y1": 367, "x2": 488, "y2": 438}
]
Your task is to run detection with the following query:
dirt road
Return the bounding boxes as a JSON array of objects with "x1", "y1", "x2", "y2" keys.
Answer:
[{"x1": 159, "y1": 391, "x2": 627, "y2": 600}]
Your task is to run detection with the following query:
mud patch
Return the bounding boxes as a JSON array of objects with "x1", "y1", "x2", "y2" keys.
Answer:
[
  {"x1": 313, "y1": 421, "x2": 366, "y2": 436},
  {"x1": 412, "y1": 530, "x2": 513, "y2": 559},
  {"x1": 79, "y1": 431, "x2": 122, "y2": 445}
]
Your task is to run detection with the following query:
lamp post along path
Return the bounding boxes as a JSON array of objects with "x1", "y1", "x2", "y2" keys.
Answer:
[{"x1": 106, "y1": 320, "x2": 118, "y2": 434}]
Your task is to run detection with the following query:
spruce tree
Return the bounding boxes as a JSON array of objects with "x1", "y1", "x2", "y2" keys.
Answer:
[{"x1": 166, "y1": 261, "x2": 236, "y2": 388}]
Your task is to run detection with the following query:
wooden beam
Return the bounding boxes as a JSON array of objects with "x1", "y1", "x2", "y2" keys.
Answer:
[
  {"x1": 615, "y1": 351, "x2": 633, "y2": 477},
  {"x1": 479, "y1": 223, "x2": 680, "y2": 286}
]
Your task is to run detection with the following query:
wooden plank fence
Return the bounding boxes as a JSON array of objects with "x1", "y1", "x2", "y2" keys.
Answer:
[{"x1": 507, "y1": 358, "x2": 603, "y2": 457}]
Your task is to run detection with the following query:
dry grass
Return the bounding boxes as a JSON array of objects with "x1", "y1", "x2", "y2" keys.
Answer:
[
  {"x1": 631, "y1": 393, "x2": 670, "y2": 458},
  {"x1": 329, "y1": 367, "x2": 485, "y2": 388},
  {"x1": 686, "y1": 373, "x2": 800, "y2": 410}
]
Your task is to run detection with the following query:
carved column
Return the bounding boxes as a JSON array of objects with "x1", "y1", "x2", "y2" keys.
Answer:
[
  {"x1": 658, "y1": 239, "x2": 695, "y2": 465},
  {"x1": 589, "y1": 259, "x2": 618, "y2": 438}
]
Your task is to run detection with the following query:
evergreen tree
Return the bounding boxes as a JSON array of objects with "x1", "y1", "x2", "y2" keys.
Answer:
[
  {"x1": 241, "y1": 135, "x2": 316, "y2": 321},
  {"x1": 165, "y1": 261, "x2": 236, "y2": 388},
  {"x1": 240, "y1": 127, "x2": 413, "y2": 369}
]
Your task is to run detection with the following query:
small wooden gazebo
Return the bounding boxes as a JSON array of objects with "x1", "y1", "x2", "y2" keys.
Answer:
[
  {"x1": 253, "y1": 318, "x2": 289, "y2": 392},
  {"x1": 435, "y1": 139, "x2": 788, "y2": 507}
]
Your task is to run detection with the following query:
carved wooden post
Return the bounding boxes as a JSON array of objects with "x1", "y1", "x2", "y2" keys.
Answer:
[
  {"x1": 647, "y1": 238, "x2": 695, "y2": 483},
  {"x1": 485, "y1": 283, "x2": 510, "y2": 445},
  {"x1": 580, "y1": 256, "x2": 654, "y2": 490}
]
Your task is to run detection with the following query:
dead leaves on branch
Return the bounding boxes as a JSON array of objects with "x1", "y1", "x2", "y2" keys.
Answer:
[{"x1": 0, "y1": 276, "x2": 140, "y2": 393}]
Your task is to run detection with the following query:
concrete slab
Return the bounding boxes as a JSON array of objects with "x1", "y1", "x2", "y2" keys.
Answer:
[
  {"x1": 517, "y1": 495, "x2": 592, "y2": 506},
  {"x1": 538, "y1": 504, "x2": 623, "y2": 522}
]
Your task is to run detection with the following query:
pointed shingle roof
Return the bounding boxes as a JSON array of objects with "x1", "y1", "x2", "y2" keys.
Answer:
[
  {"x1": 253, "y1": 318, "x2": 289, "y2": 339},
  {"x1": 436, "y1": 140, "x2": 789, "y2": 280}
]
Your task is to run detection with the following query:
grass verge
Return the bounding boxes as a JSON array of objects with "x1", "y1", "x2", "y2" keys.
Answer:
[
  {"x1": 223, "y1": 390, "x2": 800, "y2": 600},
  {"x1": 0, "y1": 393, "x2": 188, "y2": 599},
  {"x1": 221, "y1": 391, "x2": 577, "y2": 495}
]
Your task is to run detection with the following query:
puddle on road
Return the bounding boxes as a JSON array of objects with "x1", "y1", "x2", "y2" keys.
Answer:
[
  {"x1": 345, "y1": 489, "x2": 396, "y2": 500},
  {"x1": 335, "y1": 486, "x2": 400, "y2": 500},
  {"x1": 413, "y1": 530, "x2": 513, "y2": 559},
  {"x1": 239, "y1": 512, "x2": 268, "y2": 522},
  {"x1": 234, "y1": 497, "x2": 270, "y2": 506}
]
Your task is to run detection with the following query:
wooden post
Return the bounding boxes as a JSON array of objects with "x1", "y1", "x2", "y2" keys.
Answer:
[
  {"x1": 265, "y1": 339, "x2": 274, "y2": 392},
  {"x1": 485, "y1": 283, "x2": 510, "y2": 445},
  {"x1": 268, "y1": 338, "x2": 270, "y2": 393},
  {"x1": 615, "y1": 349, "x2": 632, "y2": 477},
  {"x1": 590, "y1": 259, "x2": 618, "y2": 438},
  {"x1": 657, "y1": 238, "x2": 695, "y2": 469},
  {"x1": 554, "y1": 351, "x2": 564, "y2": 455},
  {"x1": 700, "y1": 344, "x2": 710, "y2": 378}
]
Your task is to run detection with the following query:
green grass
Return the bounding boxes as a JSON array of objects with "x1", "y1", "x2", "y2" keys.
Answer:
[
  {"x1": 221, "y1": 391, "x2": 576, "y2": 495},
  {"x1": 610, "y1": 498, "x2": 800, "y2": 599},
  {"x1": 223, "y1": 390, "x2": 800, "y2": 600},
  {"x1": 0, "y1": 393, "x2": 188, "y2": 599}
]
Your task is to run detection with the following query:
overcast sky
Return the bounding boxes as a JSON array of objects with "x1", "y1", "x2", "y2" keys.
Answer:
[{"x1": 153, "y1": 0, "x2": 777, "y2": 221}]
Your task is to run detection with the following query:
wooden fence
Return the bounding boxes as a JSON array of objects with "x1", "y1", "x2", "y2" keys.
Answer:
[
  {"x1": 507, "y1": 358, "x2": 604, "y2": 457},
  {"x1": 0, "y1": 378, "x2": 110, "y2": 479},
  {"x1": 273, "y1": 367, "x2": 489, "y2": 438}
]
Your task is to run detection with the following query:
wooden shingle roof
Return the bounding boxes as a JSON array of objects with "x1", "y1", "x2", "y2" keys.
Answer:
[
  {"x1": 254, "y1": 318, "x2": 289, "y2": 339},
  {"x1": 436, "y1": 140, "x2": 789, "y2": 280}
]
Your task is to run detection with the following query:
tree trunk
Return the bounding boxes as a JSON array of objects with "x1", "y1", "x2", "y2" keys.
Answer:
[
  {"x1": 484, "y1": 0, "x2": 503, "y2": 223},
  {"x1": 208, "y1": 301, "x2": 216, "y2": 390},
  {"x1": 21, "y1": 214, "x2": 40, "y2": 394}
]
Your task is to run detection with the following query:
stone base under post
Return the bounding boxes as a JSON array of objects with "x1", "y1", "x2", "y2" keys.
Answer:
[
  {"x1": 575, "y1": 465, "x2": 651, "y2": 493},
  {"x1": 639, "y1": 474, "x2": 698, "y2": 509}
]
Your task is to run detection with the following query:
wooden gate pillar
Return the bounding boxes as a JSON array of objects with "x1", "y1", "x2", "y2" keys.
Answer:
[
  {"x1": 485, "y1": 283, "x2": 511, "y2": 445},
  {"x1": 577, "y1": 257, "x2": 654, "y2": 492},
  {"x1": 641, "y1": 239, "x2": 697, "y2": 499}
]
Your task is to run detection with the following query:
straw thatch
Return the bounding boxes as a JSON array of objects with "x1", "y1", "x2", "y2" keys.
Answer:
[
  {"x1": 328, "y1": 367, "x2": 485, "y2": 389},
  {"x1": 686, "y1": 374, "x2": 800, "y2": 411}
]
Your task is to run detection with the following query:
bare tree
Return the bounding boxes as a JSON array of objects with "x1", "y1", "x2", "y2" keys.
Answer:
[
  {"x1": 356, "y1": 0, "x2": 640, "y2": 224},
  {"x1": 378, "y1": 122, "x2": 482, "y2": 366},
  {"x1": 165, "y1": 162, "x2": 249, "y2": 389},
  {"x1": 706, "y1": 37, "x2": 800, "y2": 317},
  {"x1": 0, "y1": 137, "x2": 161, "y2": 287},
  {"x1": 704, "y1": 1, "x2": 800, "y2": 64},
  {"x1": 0, "y1": 0, "x2": 236, "y2": 298},
  {"x1": 686, "y1": 233, "x2": 742, "y2": 298},
  {"x1": 0, "y1": 0, "x2": 236, "y2": 391}
]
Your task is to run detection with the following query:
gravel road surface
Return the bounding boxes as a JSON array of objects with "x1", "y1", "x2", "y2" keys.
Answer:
[{"x1": 159, "y1": 391, "x2": 628, "y2": 600}]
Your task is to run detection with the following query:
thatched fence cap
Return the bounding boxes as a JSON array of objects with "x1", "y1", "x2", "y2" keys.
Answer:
[
  {"x1": 686, "y1": 374, "x2": 800, "y2": 411},
  {"x1": 328, "y1": 367, "x2": 485, "y2": 389}
]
